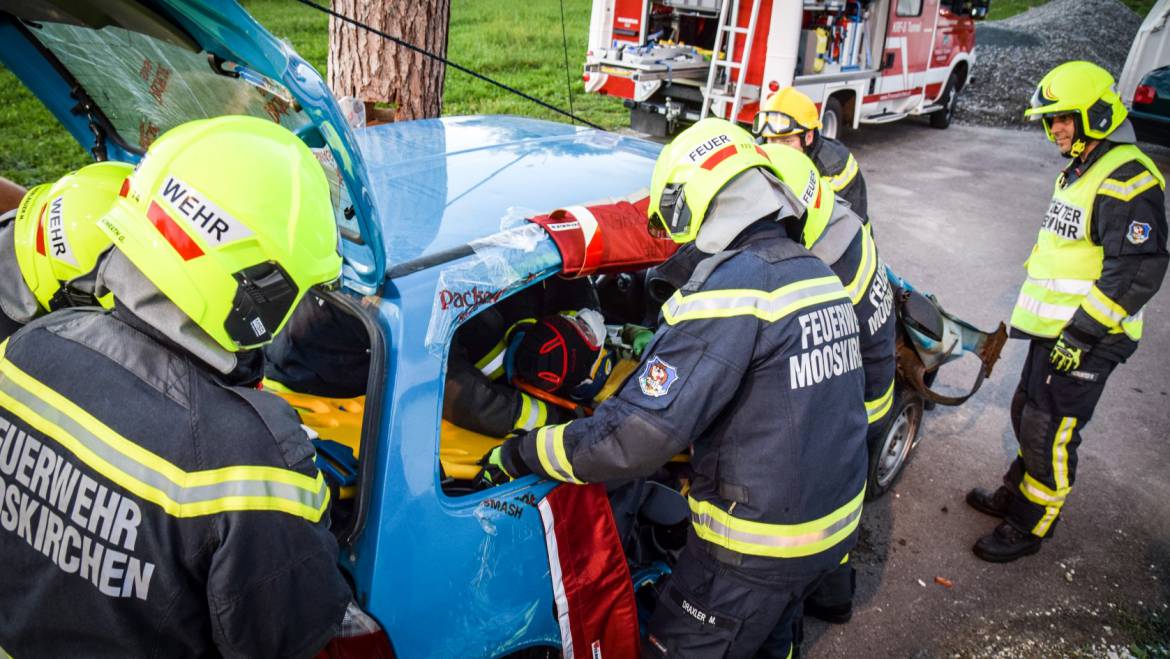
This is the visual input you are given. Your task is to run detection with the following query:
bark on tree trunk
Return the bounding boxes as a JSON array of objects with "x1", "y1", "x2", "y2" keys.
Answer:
[{"x1": 328, "y1": 0, "x2": 451, "y2": 121}]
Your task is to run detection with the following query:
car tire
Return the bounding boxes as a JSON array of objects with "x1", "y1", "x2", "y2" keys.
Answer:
[
  {"x1": 929, "y1": 73, "x2": 960, "y2": 129},
  {"x1": 865, "y1": 385, "x2": 925, "y2": 500},
  {"x1": 822, "y1": 96, "x2": 846, "y2": 140}
]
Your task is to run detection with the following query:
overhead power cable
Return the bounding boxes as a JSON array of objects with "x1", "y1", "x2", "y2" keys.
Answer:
[
  {"x1": 558, "y1": 0, "x2": 576, "y2": 123},
  {"x1": 292, "y1": 0, "x2": 604, "y2": 130}
]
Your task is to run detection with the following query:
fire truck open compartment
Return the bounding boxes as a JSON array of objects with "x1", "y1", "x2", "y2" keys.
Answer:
[{"x1": 585, "y1": 0, "x2": 987, "y2": 136}]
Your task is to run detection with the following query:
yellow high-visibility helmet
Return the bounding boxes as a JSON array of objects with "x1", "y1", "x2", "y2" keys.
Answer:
[
  {"x1": 13, "y1": 161, "x2": 132, "y2": 311},
  {"x1": 1024, "y1": 61, "x2": 1128, "y2": 157},
  {"x1": 647, "y1": 118, "x2": 779, "y2": 244},
  {"x1": 753, "y1": 87, "x2": 822, "y2": 139},
  {"x1": 98, "y1": 115, "x2": 342, "y2": 352},
  {"x1": 761, "y1": 143, "x2": 834, "y2": 246}
]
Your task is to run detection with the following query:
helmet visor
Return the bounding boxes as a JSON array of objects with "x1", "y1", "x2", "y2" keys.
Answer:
[
  {"x1": 649, "y1": 182, "x2": 694, "y2": 240},
  {"x1": 752, "y1": 111, "x2": 805, "y2": 137},
  {"x1": 1026, "y1": 86, "x2": 1048, "y2": 121}
]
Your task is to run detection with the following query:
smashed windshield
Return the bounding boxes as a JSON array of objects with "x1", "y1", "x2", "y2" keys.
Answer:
[{"x1": 29, "y1": 21, "x2": 311, "y2": 151}]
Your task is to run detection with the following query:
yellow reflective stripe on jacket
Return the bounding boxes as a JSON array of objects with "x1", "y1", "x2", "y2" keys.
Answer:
[
  {"x1": 0, "y1": 356, "x2": 330, "y2": 522},
  {"x1": 843, "y1": 229, "x2": 877, "y2": 305},
  {"x1": 1010, "y1": 277, "x2": 1090, "y2": 338},
  {"x1": 688, "y1": 487, "x2": 864, "y2": 558},
  {"x1": 1098, "y1": 171, "x2": 1160, "y2": 202},
  {"x1": 535, "y1": 424, "x2": 582, "y2": 484},
  {"x1": 828, "y1": 154, "x2": 859, "y2": 192},
  {"x1": 865, "y1": 379, "x2": 895, "y2": 425},
  {"x1": 1080, "y1": 285, "x2": 1130, "y2": 330},
  {"x1": 662, "y1": 276, "x2": 848, "y2": 325},
  {"x1": 513, "y1": 393, "x2": 548, "y2": 431},
  {"x1": 474, "y1": 340, "x2": 508, "y2": 381}
]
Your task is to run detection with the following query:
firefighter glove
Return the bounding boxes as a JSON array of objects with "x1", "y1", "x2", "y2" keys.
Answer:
[
  {"x1": 1050, "y1": 333, "x2": 1087, "y2": 373},
  {"x1": 476, "y1": 439, "x2": 530, "y2": 488}
]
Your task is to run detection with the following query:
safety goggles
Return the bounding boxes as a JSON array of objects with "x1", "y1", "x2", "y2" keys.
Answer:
[
  {"x1": 648, "y1": 182, "x2": 692, "y2": 240},
  {"x1": 751, "y1": 111, "x2": 808, "y2": 137}
]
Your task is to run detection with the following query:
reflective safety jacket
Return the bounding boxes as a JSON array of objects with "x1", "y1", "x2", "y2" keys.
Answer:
[
  {"x1": 444, "y1": 278, "x2": 596, "y2": 437},
  {"x1": 513, "y1": 224, "x2": 868, "y2": 575},
  {"x1": 1010, "y1": 142, "x2": 1168, "y2": 361},
  {"x1": 0, "y1": 309, "x2": 350, "y2": 658},
  {"x1": 811, "y1": 136, "x2": 868, "y2": 220},
  {"x1": 806, "y1": 203, "x2": 896, "y2": 426}
]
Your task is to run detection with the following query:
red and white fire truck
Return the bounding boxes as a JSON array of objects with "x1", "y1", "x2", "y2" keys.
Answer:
[{"x1": 583, "y1": 0, "x2": 988, "y2": 136}]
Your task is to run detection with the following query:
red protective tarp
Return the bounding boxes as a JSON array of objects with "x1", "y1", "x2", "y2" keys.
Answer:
[
  {"x1": 539, "y1": 483, "x2": 641, "y2": 659},
  {"x1": 529, "y1": 191, "x2": 678, "y2": 278}
]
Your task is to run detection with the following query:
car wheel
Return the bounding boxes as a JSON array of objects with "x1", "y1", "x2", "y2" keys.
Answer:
[
  {"x1": 929, "y1": 73, "x2": 960, "y2": 129},
  {"x1": 822, "y1": 96, "x2": 845, "y2": 140},
  {"x1": 865, "y1": 385, "x2": 924, "y2": 500}
]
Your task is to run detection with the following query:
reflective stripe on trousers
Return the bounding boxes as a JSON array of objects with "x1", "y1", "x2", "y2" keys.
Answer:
[{"x1": 688, "y1": 486, "x2": 864, "y2": 559}]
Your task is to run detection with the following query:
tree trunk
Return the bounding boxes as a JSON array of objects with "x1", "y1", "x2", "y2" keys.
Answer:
[{"x1": 328, "y1": 0, "x2": 451, "y2": 122}]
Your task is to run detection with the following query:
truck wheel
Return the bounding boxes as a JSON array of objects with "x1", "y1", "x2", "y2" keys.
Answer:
[
  {"x1": 865, "y1": 386, "x2": 925, "y2": 500},
  {"x1": 822, "y1": 97, "x2": 845, "y2": 140},
  {"x1": 929, "y1": 73, "x2": 960, "y2": 129}
]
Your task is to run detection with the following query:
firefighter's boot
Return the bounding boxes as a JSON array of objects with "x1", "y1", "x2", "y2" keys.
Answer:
[
  {"x1": 966, "y1": 486, "x2": 1013, "y2": 518},
  {"x1": 973, "y1": 522, "x2": 1043, "y2": 563}
]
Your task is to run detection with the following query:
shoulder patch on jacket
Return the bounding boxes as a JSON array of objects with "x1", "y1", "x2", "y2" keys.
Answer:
[
  {"x1": 638, "y1": 356, "x2": 678, "y2": 397},
  {"x1": 1127, "y1": 221, "x2": 1152, "y2": 245}
]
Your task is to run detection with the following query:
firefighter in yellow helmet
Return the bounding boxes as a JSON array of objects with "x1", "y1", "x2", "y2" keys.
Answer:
[
  {"x1": 753, "y1": 87, "x2": 869, "y2": 219},
  {"x1": 0, "y1": 116, "x2": 352, "y2": 657},
  {"x1": 478, "y1": 118, "x2": 868, "y2": 658},
  {"x1": 764, "y1": 143, "x2": 896, "y2": 623},
  {"x1": 967, "y1": 61, "x2": 1167, "y2": 561},
  {"x1": 0, "y1": 162, "x2": 130, "y2": 340}
]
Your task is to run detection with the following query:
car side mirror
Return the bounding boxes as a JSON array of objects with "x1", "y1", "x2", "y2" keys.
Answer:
[{"x1": 882, "y1": 52, "x2": 896, "y2": 70}]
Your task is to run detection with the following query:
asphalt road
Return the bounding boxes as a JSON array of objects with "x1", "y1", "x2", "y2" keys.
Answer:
[{"x1": 804, "y1": 120, "x2": 1170, "y2": 657}]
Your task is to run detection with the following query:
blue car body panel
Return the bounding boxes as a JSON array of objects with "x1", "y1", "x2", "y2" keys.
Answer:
[
  {"x1": 2, "y1": 2, "x2": 665, "y2": 656},
  {"x1": 349, "y1": 116, "x2": 660, "y2": 656}
]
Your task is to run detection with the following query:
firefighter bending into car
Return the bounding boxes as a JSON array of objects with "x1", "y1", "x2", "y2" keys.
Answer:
[
  {"x1": 967, "y1": 61, "x2": 1167, "y2": 562},
  {"x1": 264, "y1": 275, "x2": 616, "y2": 440},
  {"x1": 765, "y1": 144, "x2": 896, "y2": 624},
  {"x1": 0, "y1": 162, "x2": 130, "y2": 341},
  {"x1": 479, "y1": 118, "x2": 869, "y2": 658},
  {"x1": 0, "y1": 116, "x2": 353, "y2": 656},
  {"x1": 754, "y1": 87, "x2": 869, "y2": 219}
]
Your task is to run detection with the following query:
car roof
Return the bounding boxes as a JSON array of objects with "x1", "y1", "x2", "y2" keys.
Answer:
[{"x1": 356, "y1": 115, "x2": 661, "y2": 272}]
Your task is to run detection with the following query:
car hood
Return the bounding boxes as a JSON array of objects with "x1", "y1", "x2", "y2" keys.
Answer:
[{"x1": 0, "y1": 0, "x2": 383, "y2": 290}]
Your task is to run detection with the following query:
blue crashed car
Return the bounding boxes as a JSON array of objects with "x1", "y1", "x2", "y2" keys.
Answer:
[
  {"x1": 2, "y1": 2, "x2": 1008, "y2": 655},
  {"x1": 0, "y1": 1, "x2": 667, "y2": 656}
]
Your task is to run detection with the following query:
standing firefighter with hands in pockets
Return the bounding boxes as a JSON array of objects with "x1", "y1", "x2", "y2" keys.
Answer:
[
  {"x1": 967, "y1": 61, "x2": 1168, "y2": 562},
  {"x1": 479, "y1": 118, "x2": 869, "y2": 658}
]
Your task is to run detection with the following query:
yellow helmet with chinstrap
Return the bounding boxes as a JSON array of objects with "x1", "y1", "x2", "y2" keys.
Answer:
[
  {"x1": 97, "y1": 115, "x2": 342, "y2": 352},
  {"x1": 648, "y1": 118, "x2": 780, "y2": 244}
]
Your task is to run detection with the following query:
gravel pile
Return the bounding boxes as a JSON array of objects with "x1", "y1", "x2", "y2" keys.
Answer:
[{"x1": 955, "y1": 0, "x2": 1143, "y2": 127}]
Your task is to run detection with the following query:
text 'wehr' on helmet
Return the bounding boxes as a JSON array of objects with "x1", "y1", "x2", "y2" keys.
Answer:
[
  {"x1": 14, "y1": 160, "x2": 133, "y2": 311},
  {"x1": 97, "y1": 115, "x2": 343, "y2": 353}
]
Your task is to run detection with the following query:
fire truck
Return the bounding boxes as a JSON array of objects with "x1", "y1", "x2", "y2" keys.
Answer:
[{"x1": 584, "y1": 0, "x2": 988, "y2": 137}]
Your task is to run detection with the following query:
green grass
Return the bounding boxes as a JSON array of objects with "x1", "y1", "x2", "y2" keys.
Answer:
[{"x1": 0, "y1": 0, "x2": 626, "y2": 186}]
